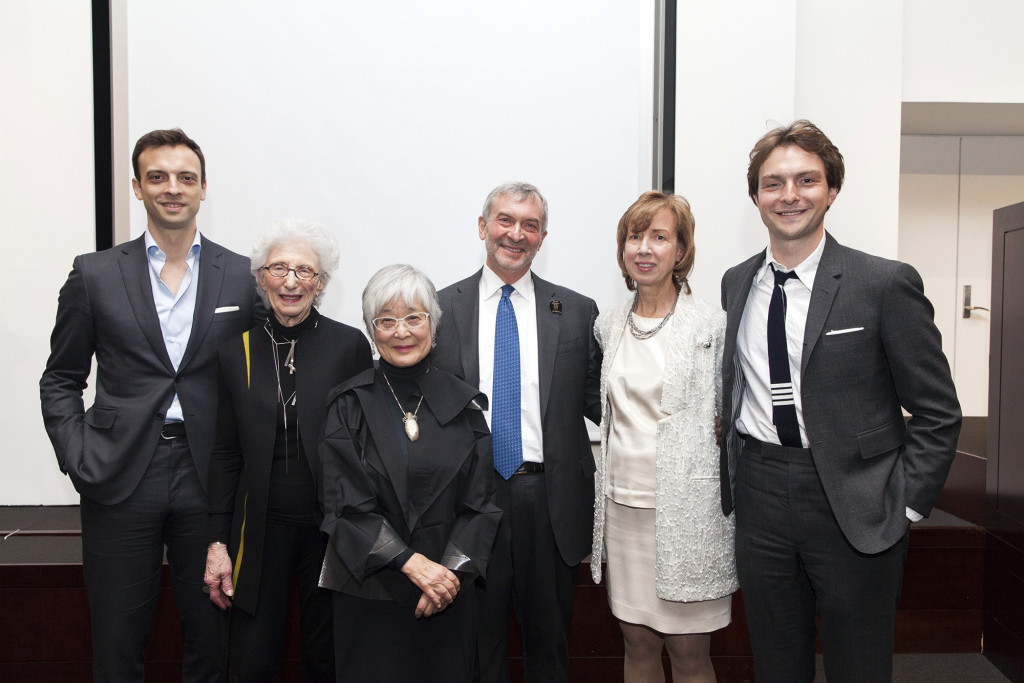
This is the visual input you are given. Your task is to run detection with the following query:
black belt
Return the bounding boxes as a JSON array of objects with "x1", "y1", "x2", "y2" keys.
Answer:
[
  {"x1": 512, "y1": 461, "x2": 544, "y2": 475},
  {"x1": 161, "y1": 422, "x2": 187, "y2": 440},
  {"x1": 741, "y1": 435, "x2": 812, "y2": 463}
]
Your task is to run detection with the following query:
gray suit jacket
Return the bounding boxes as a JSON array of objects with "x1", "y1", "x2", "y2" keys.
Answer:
[
  {"x1": 433, "y1": 269, "x2": 602, "y2": 566},
  {"x1": 719, "y1": 233, "x2": 961, "y2": 554},
  {"x1": 40, "y1": 234, "x2": 263, "y2": 504}
]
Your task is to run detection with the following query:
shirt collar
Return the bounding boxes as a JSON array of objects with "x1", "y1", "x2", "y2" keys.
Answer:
[
  {"x1": 481, "y1": 265, "x2": 534, "y2": 303},
  {"x1": 145, "y1": 229, "x2": 202, "y2": 260},
  {"x1": 754, "y1": 231, "x2": 826, "y2": 293}
]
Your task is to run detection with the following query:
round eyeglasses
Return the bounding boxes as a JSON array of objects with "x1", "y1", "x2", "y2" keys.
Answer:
[
  {"x1": 372, "y1": 312, "x2": 430, "y2": 331},
  {"x1": 261, "y1": 263, "x2": 319, "y2": 281}
]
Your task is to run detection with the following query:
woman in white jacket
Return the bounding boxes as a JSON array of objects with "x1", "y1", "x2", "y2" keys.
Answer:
[{"x1": 592, "y1": 191, "x2": 737, "y2": 682}]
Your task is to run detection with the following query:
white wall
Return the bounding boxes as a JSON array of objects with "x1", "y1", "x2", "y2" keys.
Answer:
[
  {"x1": 2, "y1": 1, "x2": 93, "y2": 503},
  {"x1": 903, "y1": 0, "x2": 1024, "y2": 103},
  {"x1": 898, "y1": 136, "x2": 960, "y2": 370},
  {"x1": 899, "y1": 136, "x2": 1024, "y2": 417},
  {"x1": 678, "y1": 0, "x2": 903, "y2": 300}
]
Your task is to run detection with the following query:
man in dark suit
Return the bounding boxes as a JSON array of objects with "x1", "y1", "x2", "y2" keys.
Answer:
[
  {"x1": 719, "y1": 120, "x2": 961, "y2": 682},
  {"x1": 40, "y1": 128, "x2": 262, "y2": 682},
  {"x1": 433, "y1": 182, "x2": 601, "y2": 683}
]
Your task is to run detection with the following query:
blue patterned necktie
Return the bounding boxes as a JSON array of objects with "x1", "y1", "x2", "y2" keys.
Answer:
[
  {"x1": 768, "y1": 264, "x2": 802, "y2": 447},
  {"x1": 492, "y1": 284, "x2": 523, "y2": 479}
]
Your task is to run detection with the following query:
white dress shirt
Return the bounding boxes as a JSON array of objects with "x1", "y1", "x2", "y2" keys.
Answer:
[
  {"x1": 477, "y1": 266, "x2": 544, "y2": 463},
  {"x1": 145, "y1": 229, "x2": 201, "y2": 423}
]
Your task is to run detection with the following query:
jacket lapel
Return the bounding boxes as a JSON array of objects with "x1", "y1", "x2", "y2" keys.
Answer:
[
  {"x1": 358, "y1": 380, "x2": 412, "y2": 528},
  {"x1": 801, "y1": 233, "x2": 842, "y2": 378},
  {"x1": 533, "y1": 274, "x2": 559, "y2": 421},
  {"x1": 181, "y1": 236, "x2": 226, "y2": 371},
  {"x1": 119, "y1": 235, "x2": 175, "y2": 372},
  {"x1": 452, "y1": 272, "x2": 482, "y2": 387},
  {"x1": 723, "y1": 250, "x2": 764, "y2": 496},
  {"x1": 246, "y1": 326, "x2": 280, "y2": 448}
]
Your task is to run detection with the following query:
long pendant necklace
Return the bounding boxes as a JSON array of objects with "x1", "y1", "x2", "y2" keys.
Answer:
[
  {"x1": 265, "y1": 323, "x2": 299, "y2": 462},
  {"x1": 381, "y1": 370, "x2": 425, "y2": 442},
  {"x1": 627, "y1": 292, "x2": 675, "y2": 340}
]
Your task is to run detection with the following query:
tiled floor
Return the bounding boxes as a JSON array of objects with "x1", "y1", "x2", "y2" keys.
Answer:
[{"x1": 814, "y1": 653, "x2": 1011, "y2": 682}]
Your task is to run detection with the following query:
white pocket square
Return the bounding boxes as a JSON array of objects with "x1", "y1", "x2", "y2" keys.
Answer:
[
  {"x1": 825, "y1": 327, "x2": 864, "y2": 336},
  {"x1": 214, "y1": 306, "x2": 240, "y2": 314}
]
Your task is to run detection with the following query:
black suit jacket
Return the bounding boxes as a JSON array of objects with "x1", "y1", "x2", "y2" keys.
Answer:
[
  {"x1": 720, "y1": 233, "x2": 961, "y2": 554},
  {"x1": 40, "y1": 234, "x2": 263, "y2": 504},
  {"x1": 207, "y1": 314, "x2": 372, "y2": 615},
  {"x1": 433, "y1": 269, "x2": 602, "y2": 566}
]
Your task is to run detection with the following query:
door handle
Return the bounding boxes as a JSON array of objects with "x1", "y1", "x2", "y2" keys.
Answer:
[{"x1": 963, "y1": 285, "x2": 990, "y2": 319}]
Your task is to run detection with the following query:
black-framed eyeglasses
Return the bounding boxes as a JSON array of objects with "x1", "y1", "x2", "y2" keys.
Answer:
[
  {"x1": 372, "y1": 312, "x2": 430, "y2": 331},
  {"x1": 261, "y1": 263, "x2": 319, "y2": 281}
]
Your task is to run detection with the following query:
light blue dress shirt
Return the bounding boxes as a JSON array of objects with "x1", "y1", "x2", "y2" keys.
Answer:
[{"x1": 144, "y1": 230, "x2": 202, "y2": 423}]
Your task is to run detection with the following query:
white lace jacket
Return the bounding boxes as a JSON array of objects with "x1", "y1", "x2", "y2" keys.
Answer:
[{"x1": 591, "y1": 290, "x2": 738, "y2": 602}]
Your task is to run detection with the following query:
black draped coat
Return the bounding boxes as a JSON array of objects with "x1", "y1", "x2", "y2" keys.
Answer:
[{"x1": 318, "y1": 362, "x2": 500, "y2": 601}]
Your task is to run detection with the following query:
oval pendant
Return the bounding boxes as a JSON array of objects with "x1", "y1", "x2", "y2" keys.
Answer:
[{"x1": 404, "y1": 413, "x2": 419, "y2": 442}]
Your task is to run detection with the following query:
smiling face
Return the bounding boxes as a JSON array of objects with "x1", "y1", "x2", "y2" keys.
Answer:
[
  {"x1": 754, "y1": 144, "x2": 838, "y2": 266},
  {"x1": 374, "y1": 298, "x2": 432, "y2": 367},
  {"x1": 131, "y1": 145, "x2": 207, "y2": 236},
  {"x1": 478, "y1": 194, "x2": 547, "y2": 284},
  {"x1": 623, "y1": 207, "x2": 683, "y2": 291},
  {"x1": 257, "y1": 241, "x2": 324, "y2": 327}
]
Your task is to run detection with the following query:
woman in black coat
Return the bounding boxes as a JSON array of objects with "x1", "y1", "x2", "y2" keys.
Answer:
[
  {"x1": 319, "y1": 264, "x2": 501, "y2": 683},
  {"x1": 204, "y1": 219, "x2": 372, "y2": 681}
]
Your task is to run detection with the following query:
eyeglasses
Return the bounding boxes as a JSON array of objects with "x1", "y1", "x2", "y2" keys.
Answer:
[
  {"x1": 372, "y1": 312, "x2": 430, "y2": 331},
  {"x1": 261, "y1": 263, "x2": 319, "y2": 281}
]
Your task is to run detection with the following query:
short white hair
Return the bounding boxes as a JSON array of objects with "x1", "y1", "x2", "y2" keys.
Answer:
[
  {"x1": 249, "y1": 219, "x2": 339, "y2": 307},
  {"x1": 361, "y1": 264, "x2": 442, "y2": 339}
]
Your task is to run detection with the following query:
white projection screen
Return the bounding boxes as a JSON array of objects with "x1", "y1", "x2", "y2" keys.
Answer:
[{"x1": 125, "y1": 1, "x2": 654, "y2": 329}]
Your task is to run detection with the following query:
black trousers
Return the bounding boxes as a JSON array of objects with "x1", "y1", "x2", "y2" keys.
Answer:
[
  {"x1": 476, "y1": 470, "x2": 578, "y2": 683},
  {"x1": 334, "y1": 587, "x2": 475, "y2": 683},
  {"x1": 80, "y1": 437, "x2": 227, "y2": 682},
  {"x1": 734, "y1": 439, "x2": 909, "y2": 683},
  {"x1": 227, "y1": 520, "x2": 333, "y2": 682}
]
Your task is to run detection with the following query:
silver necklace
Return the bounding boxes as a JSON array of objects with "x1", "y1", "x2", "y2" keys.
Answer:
[
  {"x1": 265, "y1": 323, "x2": 299, "y2": 461},
  {"x1": 627, "y1": 293, "x2": 675, "y2": 340},
  {"x1": 381, "y1": 370, "x2": 425, "y2": 442}
]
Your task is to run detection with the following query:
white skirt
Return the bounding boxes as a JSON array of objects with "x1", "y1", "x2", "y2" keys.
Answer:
[{"x1": 604, "y1": 498, "x2": 732, "y2": 634}]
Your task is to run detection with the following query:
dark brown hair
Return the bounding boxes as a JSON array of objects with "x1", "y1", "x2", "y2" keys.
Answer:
[{"x1": 132, "y1": 128, "x2": 206, "y2": 183}]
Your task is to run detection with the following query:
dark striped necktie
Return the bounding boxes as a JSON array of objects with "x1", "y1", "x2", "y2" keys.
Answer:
[{"x1": 768, "y1": 265, "x2": 802, "y2": 447}]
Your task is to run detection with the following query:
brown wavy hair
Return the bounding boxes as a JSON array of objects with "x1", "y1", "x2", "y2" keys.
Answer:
[{"x1": 746, "y1": 119, "x2": 844, "y2": 202}]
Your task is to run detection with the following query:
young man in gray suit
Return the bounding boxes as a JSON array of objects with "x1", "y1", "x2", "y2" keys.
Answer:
[
  {"x1": 40, "y1": 129, "x2": 262, "y2": 681},
  {"x1": 433, "y1": 182, "x2": 601, "y2": 682},
  {"x1": 719, "y1": 120, "x2": 961, "y2": 682}
]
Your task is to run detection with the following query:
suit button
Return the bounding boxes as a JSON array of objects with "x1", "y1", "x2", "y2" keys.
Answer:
[
  {"x1": 156, "y1": 412, "x2": 165, "y2": 421},
  {"x1": 175, "y1": 375, "x2": 184, "y2": 383}
]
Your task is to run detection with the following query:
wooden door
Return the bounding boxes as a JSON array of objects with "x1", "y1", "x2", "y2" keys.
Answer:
[{"x1": 984, "y1": 200, "x2": 1024, "y2": 681}]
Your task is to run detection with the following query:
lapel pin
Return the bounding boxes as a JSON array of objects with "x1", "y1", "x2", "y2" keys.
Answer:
[{"x1": 549, "y1": 299, "x2": 562, "y2": 314}]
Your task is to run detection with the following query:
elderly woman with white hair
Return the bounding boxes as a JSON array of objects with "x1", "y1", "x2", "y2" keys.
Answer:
[
  {"x1": 318, "y1": 264, "x2": 501, "y2": 683},
  {"x1": 204, "y1": 219, "x2": 372, "y2": 681}
]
